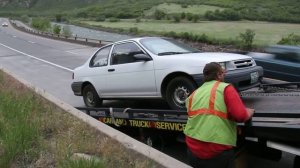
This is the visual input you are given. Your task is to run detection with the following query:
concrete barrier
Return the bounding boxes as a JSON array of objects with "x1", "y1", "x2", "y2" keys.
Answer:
[{"x1": 0, "y1": 67, "x2": 191, "y2": 168}]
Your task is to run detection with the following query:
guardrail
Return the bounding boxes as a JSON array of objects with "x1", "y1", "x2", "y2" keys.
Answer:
[{"x1": 9, "y1": 20, "x2": 112, "y2": 47}]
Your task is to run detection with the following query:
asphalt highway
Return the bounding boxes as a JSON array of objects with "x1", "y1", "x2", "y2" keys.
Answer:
[{"x1": 0, "y1": 18, "x2": 298, "y2": 168}]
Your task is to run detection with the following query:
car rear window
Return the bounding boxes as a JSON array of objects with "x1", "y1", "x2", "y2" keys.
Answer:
[{"x1": 140, "y1": 38, "x2": 199, "y2": 55}]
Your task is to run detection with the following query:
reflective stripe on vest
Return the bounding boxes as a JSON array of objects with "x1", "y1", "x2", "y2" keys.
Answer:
[{"x1": 188, "y1": 81, "x2": 228, "y2": 119}]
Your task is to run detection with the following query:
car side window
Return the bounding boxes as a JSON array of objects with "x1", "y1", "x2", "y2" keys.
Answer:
[
  {"x1": 274, "y1": 52, "x2": 300, "y2": 63},
  {"x1": 111, "y1": 42, "x2": 144, "y2": 65},
  {"x1": 90, "y1": 45, "x2": 112, "y2": 67}
]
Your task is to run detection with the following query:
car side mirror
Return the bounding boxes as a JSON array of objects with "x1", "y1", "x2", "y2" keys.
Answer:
[{"x1": 134, "y1": 53, "x2": 151, "y2": 61}]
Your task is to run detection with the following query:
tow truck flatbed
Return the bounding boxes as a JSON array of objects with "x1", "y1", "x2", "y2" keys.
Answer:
[
  {"x1": 76, "y1": 107, "x2": 300, "y2": 143},
  {"x1": 76, "y1": 82, "x2": 300, "y2": 167}
]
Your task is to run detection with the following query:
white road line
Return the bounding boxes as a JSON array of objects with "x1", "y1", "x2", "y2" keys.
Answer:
[
  {"x1": 66, "y1": 50, "x2": 78, "y2": 55},
  {"x1": 0, "y1": 42, "x2": 73, "y2": 72},
  {"x1": 28, "y1": 41, "x2": 36, "y2": 44}
]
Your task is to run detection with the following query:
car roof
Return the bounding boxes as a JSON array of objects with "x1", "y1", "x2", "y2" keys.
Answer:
[
  {"x1": 266, "y1": 45, "x2": 300, "y2": 54},
  {"x1": 114, "y1": 36, "x2": 167, "y2": 44}
]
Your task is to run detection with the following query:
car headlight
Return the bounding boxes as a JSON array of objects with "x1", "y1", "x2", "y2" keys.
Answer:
[
  {"x1": 219, "y1": 62, "x2": 226, "y2": 70},
  {"x1": 225, "y1": 61, "x2": 236, "y2": 71},
  {"x1": 218, "y1": 62, "x2": 236, "y2": 71}
]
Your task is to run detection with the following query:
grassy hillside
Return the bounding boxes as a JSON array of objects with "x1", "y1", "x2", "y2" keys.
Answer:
[
  {"x1": 0, "y1": 69, "x2": 159, "y2": 168},
  {"x1": 144, "y1": 3, "x2": 225, "y2": 16},
  {"x1": 82, "y1": 20, "x2": 300, "y2": 45},
  {"x1": 0, "y1": 0, "x2": 300, "y2": 23}
]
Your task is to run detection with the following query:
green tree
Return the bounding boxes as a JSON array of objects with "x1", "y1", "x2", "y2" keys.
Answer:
[{"x1": 31, "y1": 18, "x2": 51, "y2": 31}]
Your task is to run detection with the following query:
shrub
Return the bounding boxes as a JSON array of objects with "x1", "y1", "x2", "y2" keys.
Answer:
[
  {"x1": 173, "y1": 14, "x2": 181, "y2": 23},
  {"x1": 239, "y1": 29, "x2": 256, "y2": 50},
  {"x1": 108, "y1": 17, "x2": 120, "y2": 22},
  {"x1": 62, "y1": 25, "x2": 72, "y2": 37},
  {"x1": 55, "y1": 14, "x2": 63, "y2": 22},
  {"x1": 53, "y1": 24, "x2": 61, "y2": 35},
  {"x1": 76, "y1": 11, "x2": 88, "y2": 18},
  {"x1": 154, "y1": 9, "x2": 165, "y2": 20},
  {"x1": 96, "y1": 16, "x2": 106, "y2": 22},
  {"x1": 186, "y1": 13, "x2": 193, "y2": 21},
  {"x1": 197, "y1": 33, "x2": 209, "y2": 43},
  {"x1": 129, "y1": 27, "x2": 138, "y2": 34},
  {"x1": 192, "y1": 15, "x2": 200, "y2": 23},
  {"x1": 181, "y1": 4, "x2": 188, "y2": 8},
  {"x1": 163, "y1": 31, "x2": 178, "y2": 38},
  {"x1": 205, "y1": 9, "x2": 240, "y2": 21},
  {"x1": 181, "y1": 12, "x2": 186, "y2": 19},
  {"x1": 20, "y1": 15, "x2": 30, "y2": 23},
  {"x1": 278, "y1": 33, "x2": 300, "y2": 45},
  {"x1": 135, "y1": 18, "x2": 141, "y2": 23}
]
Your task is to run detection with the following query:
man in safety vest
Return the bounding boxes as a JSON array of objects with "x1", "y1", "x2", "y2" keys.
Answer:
[{"x1": 184, "y1": 62, "x2": 254, "y2": 168}]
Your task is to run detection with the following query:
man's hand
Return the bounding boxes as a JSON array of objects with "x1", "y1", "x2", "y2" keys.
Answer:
[{"x1": 246, "y1": 108, "x2": 255, "y2": 117}]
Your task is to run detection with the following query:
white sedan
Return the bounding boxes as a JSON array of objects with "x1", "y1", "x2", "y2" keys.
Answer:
[
  {"x1": 2, "y1": 22, "x2": 8, "y2": 27},
  {"x1": 72, "y1": 37, "x2": 263, "y2": 110}
]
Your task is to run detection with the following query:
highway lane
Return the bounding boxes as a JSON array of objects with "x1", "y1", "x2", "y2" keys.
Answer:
[
  {"x1": 0, "y1": 18, "x2": 98, "y2": 107},
  {"x1": 0, "y1": 18, "x2": 299, "y2": 168}
]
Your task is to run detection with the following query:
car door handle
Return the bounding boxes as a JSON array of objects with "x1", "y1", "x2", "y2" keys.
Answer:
[{"x1": 108, "y1": 69, "x2": 115, "y2": 72}]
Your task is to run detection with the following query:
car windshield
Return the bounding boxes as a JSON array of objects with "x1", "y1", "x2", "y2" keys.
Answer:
[{"x1": 140, "y1": 38, "x2": 200, "y2": 56}]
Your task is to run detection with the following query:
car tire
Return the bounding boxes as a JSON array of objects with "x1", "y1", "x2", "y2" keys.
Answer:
[
  {"x1": 166, "y1": 76, "x2": 197, "y2": 110},
  {"x1": 82, "y1": 84, "x2": 103, "y2": 107}
]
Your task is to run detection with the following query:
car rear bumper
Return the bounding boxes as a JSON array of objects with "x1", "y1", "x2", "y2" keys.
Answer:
[
  {"x1": 71, "y1": 82, "x2": 83, "y2": 96},
  {"x1": 192, "y1": 66, "x2": 264, "y2": 91}
]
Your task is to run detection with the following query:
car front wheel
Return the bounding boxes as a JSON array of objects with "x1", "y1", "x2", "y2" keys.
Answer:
[
  {"x1": 166, "y1": 76, "x2": 197, "y2": 110},
  {"x1": 82, "y1": 84, "x2": 103, "y2": 107}
]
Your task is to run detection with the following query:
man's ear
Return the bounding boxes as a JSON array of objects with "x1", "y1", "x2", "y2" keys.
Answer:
[{"x1": 216, "y1": 72, "x2": 221, "y2": 80}]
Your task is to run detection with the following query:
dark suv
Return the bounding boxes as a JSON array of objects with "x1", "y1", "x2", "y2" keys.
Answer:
[{"x1": 248, "y1": 45, "x2": 300, "y2": 82}]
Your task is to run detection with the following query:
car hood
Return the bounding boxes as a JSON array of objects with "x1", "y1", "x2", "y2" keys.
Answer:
[
  {"x1": 154, "y1": 52, "x2": 252, "y2": 67},
  {"x1": 247, "y1": 52, "x2": 275, "y2": 60}
]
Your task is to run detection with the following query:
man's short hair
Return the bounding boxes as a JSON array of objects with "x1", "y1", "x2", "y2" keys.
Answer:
[{"x1": 203, "y1": 62, "x2": 222, "y2": 82}]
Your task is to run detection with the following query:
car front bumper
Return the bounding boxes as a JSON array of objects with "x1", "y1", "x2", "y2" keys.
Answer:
[{"x1": 192, "y1": 66, "x2": 264, "y2": 91}]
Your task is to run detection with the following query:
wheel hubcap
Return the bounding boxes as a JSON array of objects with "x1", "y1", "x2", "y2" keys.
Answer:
[
  {"x1": 86, "y1": 91, "x2": 94, "y2": 105},
  {"x1": 173, "y1": 86, "x2": 190, "y2": 106}
]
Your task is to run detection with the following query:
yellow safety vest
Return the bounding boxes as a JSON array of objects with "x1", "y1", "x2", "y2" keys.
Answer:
[{"x1": 184, "y1": 80, "x2": 237, "y2": 146}]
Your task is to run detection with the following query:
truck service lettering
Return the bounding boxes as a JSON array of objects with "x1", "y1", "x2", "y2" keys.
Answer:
[
  {"x1": 99, "y1": 117, "x2": 185, "y2": 131},
  {"x1": 129, "y1": 120, "x2": 150, "y2": 127},
  {"x1": 100, "y1": 118, "x2": 127, "y2": 125},
  {"x1": 156, "y1": 122, "x2": 185, "y2": 131}
]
